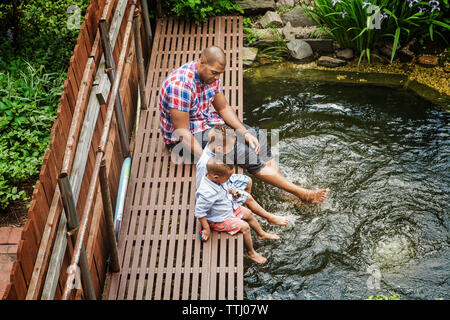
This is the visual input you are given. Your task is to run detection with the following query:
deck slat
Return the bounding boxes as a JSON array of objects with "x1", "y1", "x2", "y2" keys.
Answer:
[{"x1": 108, "y1": 16, "x2": 244, "y2": 300}]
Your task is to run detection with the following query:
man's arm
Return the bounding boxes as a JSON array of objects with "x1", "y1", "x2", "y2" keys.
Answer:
[
  {"x1": 170, "y1": 108, "x2": 204, "y2": 158},
  {"x1": 212, "y1": 91, "x2": 260, "y2": 154}
]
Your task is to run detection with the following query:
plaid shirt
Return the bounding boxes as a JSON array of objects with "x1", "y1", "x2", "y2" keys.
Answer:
[{"x1": 159, "y1": 60, "x2": 224, "y2": 145}]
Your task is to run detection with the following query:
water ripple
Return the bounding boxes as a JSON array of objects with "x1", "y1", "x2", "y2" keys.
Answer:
[{"x1": 243, "y1": 79, "x2": 450, "y2": 300}]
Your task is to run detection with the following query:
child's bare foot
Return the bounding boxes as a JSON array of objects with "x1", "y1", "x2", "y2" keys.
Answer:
[
  {"x1": 257, "y1": 232, "x2": 279, "y2": 241},
  {"x1": 267, "y1": 214, "x2": 290, "y2": 226},
  {"x1": 245, "y1": 250, "x2": 267, "y2": 264}
]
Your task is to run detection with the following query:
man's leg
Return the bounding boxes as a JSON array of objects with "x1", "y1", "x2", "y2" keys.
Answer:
[
  {"x1": 234, "y1": 125, "x2": 329, "y2": 204},
  {"x1": 255, "y1": 159, "x2": 329, "y2": 204}
]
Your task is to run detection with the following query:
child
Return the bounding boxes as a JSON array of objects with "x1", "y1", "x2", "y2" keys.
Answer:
[
  {"x1": 196, "y1": 124, "x2": 290, "y2": 226},
  {"x1": 195, "y1": 156, "x2": 279, "y2": 264}
]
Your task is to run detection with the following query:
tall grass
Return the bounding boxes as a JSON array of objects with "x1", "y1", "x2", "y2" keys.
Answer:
[{"x1": 301, "y1": 0, "x2": 450, "y2": 64}]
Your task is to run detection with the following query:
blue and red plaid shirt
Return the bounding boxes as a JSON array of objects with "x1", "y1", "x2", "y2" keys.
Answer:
[{"x1": 159, "y1": 60, "x2": 225, "y2": 145}]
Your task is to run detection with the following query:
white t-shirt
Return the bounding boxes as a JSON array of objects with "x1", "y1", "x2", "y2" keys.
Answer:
[{"x1": 196, "y1": 143, "x2": 215, "y2": 190}]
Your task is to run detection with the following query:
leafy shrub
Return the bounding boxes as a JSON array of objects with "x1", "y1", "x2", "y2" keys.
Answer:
[
  {"x1": 0, "y1": 60, "x2": 65, "y2": 209},
  {"x1": 0, "y1": 0, "x2": 90, "y2": 73},
  {"x1": 301, "y1": 0, "x2": 450, "y2": 64},
  {"x1": 0, "y1": 1, "x2": 89, "y2": 211},
  {"x1": 162, "y1": 0, "x2": 243, "y2": 24}
]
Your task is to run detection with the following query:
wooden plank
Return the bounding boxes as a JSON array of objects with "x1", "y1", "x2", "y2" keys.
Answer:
[
  {"x1": 107, "y1": 16, "x2": 245, "y2": 301},
  {"x1": 26, "y1": 0, "x2": 114, "y2": 300}
]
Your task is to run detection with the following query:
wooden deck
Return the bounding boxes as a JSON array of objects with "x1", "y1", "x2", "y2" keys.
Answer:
[{"x1": 107, "y1": 16, "x2": 245, "y2": 300}]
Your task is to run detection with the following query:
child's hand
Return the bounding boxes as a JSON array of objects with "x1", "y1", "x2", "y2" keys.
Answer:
[
  {"x1": 200, "y1": 229, "x2": 210, "y2": 241},
  {"x1": 228, "y1": 188, "x2": 241, "y2": 200}
]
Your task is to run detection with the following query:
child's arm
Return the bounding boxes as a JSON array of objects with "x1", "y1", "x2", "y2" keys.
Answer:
[
  {"x1": 195, "y1": 193, "x2": 214, "y2": 241},
  {"x1": 198, "y1": 217, "x2": 210, "y2": 241}
]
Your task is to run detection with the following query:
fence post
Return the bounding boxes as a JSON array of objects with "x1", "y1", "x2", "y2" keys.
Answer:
[
  {"x1": 99, "y1": 159, "x2": 121, "y2": 272},
  {"x1": 133, "y1": 10, "x2": 148, "y2": 110},
  {"x1": 57, "y1": 173, "x2": 96, "y2": 300},
  {"x1": 140, "y1": 0, "x2": 153, "y2": 51},
  {"x1": 98, "y1": 20, "x2": 130, "y2": 158}
]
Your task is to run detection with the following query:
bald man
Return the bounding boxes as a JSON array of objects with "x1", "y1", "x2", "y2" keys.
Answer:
[{"x1": 159, "y1": 46, "x2": 329, "y2": 204}]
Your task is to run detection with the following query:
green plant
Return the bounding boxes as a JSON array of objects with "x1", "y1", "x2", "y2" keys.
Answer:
[
  {"x1": 0, "y1": 60, "x2": 65, "y2": 210},
  {"x1": 163, "y1": 0, "x2": 243, "y2": 24},
  {"x1": 257, "y1": 28, "x2": 291, "y2": 62},
  {"x1": 367, "y1": 294, "x2": 402, "y2": 300},
  {"x1": 0, "y1": 0, "x2": 90, "y2": 73},
  {"x1": 301, "y1": 0, "x2": 450, "y2": 65},
  {"x1": 0, "y1": 1, "x2": 89, "y2": 211}
]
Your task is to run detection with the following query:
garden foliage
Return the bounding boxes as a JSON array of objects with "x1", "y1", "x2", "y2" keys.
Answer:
[
  {"x1": 0, "y1": 0, "x2": 89, "y2": 210},
  {"x1": 162, "y1": 0, "x2": 243, "y2": 24},
  {"x1": 302, "y1": 0, "x2": 450, "y2": 64}
]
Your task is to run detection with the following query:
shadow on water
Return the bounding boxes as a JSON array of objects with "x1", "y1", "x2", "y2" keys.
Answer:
[{"x1": 242, "y1": 74, "x2": 450, "y2": 300}]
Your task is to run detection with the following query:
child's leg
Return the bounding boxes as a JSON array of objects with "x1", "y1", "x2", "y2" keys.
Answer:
[
  {"x1": 240, "y1": 206, "x2": 279, "y2": 240},
  {"x1": 244, "y1": 194, "x2": 290, "y2": 226},
  {"x1": 236, "y1": 220, "x2": 267, "y2": 264}
]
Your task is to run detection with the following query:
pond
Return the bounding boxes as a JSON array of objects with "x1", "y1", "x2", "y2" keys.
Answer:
[{"x1": 242, "y1": 69, "x2": 450, "y2": 300}]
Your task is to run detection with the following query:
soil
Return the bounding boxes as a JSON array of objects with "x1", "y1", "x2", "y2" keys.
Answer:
[{"x1": 0, "y1": 175, "x2": 38, "y2": 227}]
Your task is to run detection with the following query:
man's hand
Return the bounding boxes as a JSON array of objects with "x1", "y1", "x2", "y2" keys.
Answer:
[
  {"x1": 212, "y1": 92, "x2": 261, "y2": 154},
  {"x1": 245, "y1": 132, "x2": 260, "y2": 154},
  {"x1": 170, "y1": 108, "x2": 204, "y2": 159}
]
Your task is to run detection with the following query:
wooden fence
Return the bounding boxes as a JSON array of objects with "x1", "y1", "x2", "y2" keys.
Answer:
[{"x1": 2, "y1": 0, "x2": 147, "y2": 300}]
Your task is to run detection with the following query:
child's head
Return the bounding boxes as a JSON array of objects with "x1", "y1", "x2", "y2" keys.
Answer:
[
  {"x1": 206, "y1": 156, "x2": 235, "y2": 184},
  {"x1": 208, "y1": 124, "x2": 236, "y2": 155}
]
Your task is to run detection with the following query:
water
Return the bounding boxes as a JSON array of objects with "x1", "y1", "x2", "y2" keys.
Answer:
[{"x1": 242, "y1": 77, "x2": 450, "y2": 300}]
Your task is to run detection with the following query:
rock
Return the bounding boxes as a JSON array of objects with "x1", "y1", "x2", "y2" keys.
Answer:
[
  {"x1": 259, "y1": 11, "x2": 284, "y2": 28},
  {"x1": 276, "y1": 0, "x2": 295, "y2": 7},
  {"x1": 336, "y1": 48, "x2": 354, "y2": 60},
  {"x1": 302, "y1": 39, "x2": 334, "y2": 53},
  {"x1": 280, "y1": 7, "x2": 317, "y2": 27},
  {"x1": 379, "y1": 45, "x2": 394, "y2": 59},
  {"x1": 398, "y1": 38, "x2": 416, "y2": 62},
  {"x1": 246, "y1": 28, "x2": 283, "y2": 41},
  {"x1": 317, "y1": 56, "x2": 347, "y2": 68},
  {"x1": 286, "y1": 39, "x2": 313, "y2": 61},
  {"x1": 282, "y1": 22, "x2": 295, "y2": 41},
  {"x1": 398, "y1": 47, "x2": 415, "y2": 62},
  {"x1": 291, "y1": 26, "x2": 329, "y2": 39},
  {"x1": 236, "y1": 0, "x2": 276, "y2": 13},
  {"x1": 242, "y1": 47, "x2": 258, "y2": 66},
  {"x1": 417, "y1": 55, "x2": 438, "y2": 68},
  {"x1": 379, "y1": 41, "x2": 402, "y2": 60}
]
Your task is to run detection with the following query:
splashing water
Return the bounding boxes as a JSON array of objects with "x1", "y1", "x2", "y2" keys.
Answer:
[{"x1": 243, "y1": 77, "x2": 450, "y2": 300}]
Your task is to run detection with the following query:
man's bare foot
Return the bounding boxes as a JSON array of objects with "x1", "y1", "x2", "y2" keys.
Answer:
[
  {"x1": 245, "y1": 250, "x2": 267, "y2": 264},
  {"x1": 257, "y1": 232, "x2": 280, "y2": 241},
  {"x1": 267, "y1": 214, "x2": 290, "y2": 226},
  {"x1": 306, "y1": 188, "x2": 329, "y2": 204}
]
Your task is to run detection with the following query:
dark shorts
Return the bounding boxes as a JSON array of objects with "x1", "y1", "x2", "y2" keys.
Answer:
[{"x1": 193, "y1": 124, "x2": 273, "y2": 175}]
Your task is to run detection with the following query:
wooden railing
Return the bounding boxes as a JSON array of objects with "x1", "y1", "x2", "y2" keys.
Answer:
[{"x1": 2, "y1": 0, "x2": 150, "y2": 300}]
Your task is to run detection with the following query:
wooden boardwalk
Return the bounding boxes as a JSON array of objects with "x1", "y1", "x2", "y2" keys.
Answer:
[{"x1": 107, "y1": 16, "x2": 245, "y2": 300}]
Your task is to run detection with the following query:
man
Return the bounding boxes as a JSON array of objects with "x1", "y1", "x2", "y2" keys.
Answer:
[{"x1": 159, "y1": 46, "x2": 329, "y2": 203}]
